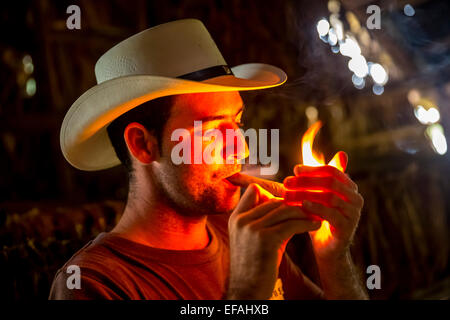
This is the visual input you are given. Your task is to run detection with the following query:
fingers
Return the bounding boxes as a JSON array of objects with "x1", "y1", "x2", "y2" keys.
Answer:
[
  {"x1": 251, "y1": 204, "x2": 312, "y2": 229},
  {"x1": 255, "y1": 183, "x2": 278, "y2": 202},
  {"x1": 284, "y1": 190, "x2": 351, "y2": 211},
  {"x1": 233, "y1": 183, "x2": 276, "y2": 215},
  {"x1": 236, "y1": 199, "x2": 284, "y2": 226},
  {"x1": 303, "y1": 200, "x2": 361, "y2": 238},
  {"x1": 302, "y1": 200, "x2": 348, "y2": 230},
  {"x1": 284, "y1": 176, "x2": 363, "y2": 207},
  {"x1": 293, "y1": 165, "x2": 358, "y2": 191},
  {"x1": 264, "y1": 219, "x2": 322, "y2": 243}
]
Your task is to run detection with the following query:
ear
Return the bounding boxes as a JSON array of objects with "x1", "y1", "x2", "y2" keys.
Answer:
[{"x1": 124, "y1": 122, "x2": 159, "y2": 165}]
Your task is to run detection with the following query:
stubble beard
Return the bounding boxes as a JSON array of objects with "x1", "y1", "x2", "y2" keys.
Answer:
[{"x1": 152, "y1": 165, "x2": 237, "y2": 217}]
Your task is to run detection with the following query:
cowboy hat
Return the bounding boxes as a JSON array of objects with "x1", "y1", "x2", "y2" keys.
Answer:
[{"x1": 60, "y1": 19, "x2": 287, "y2": 171}]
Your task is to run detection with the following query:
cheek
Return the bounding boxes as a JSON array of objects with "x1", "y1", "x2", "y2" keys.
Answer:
[
  {"x1": 161, "y1": 129, "x2": 228, "y2": 187},
  {"x1": 166, "y1": 127, "x2": 231, "y2": 165},
  {"x1": 176, "y1": 164, "x2": 215, "y2": 189}
]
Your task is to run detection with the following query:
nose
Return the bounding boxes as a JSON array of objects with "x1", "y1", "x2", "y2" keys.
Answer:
[{"x1": 223, "y1": 126, "x2": 249, "y2": 164}]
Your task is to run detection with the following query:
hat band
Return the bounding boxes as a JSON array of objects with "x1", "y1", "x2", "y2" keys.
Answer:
[{"x1": 177, "y1": 65, "x2": 234, "y2": 81}]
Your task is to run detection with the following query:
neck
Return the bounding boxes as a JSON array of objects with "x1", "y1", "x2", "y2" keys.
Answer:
[{"x1": 111, "y1": 175, "x2": 209, "y2": 251}]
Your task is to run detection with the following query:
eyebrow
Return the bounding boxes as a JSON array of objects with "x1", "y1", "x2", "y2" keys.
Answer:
[{"x1": 199, "y1": 105, "x2": 245, "y2": 123}]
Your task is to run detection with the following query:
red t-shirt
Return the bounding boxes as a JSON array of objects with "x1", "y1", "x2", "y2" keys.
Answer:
[{"x1": 49, "y1": 213, "x2": 323, "y2": 300}]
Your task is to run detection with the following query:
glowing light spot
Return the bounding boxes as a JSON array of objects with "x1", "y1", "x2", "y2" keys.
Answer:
[
  {"x1": 346, "y1": 11, "x2": 361, "y2": 33},
  {"x1": 328, "y1": 0, "x2": 340, "y2": 14},
  {"x1": 22, "y1": 55, "x2": 32, "y2": 65},
  {"x1": 317, "y1": 19, "x2": 330, "y2": 37},
  {"x1": 348, "y1": 55, "x2": 368, "y2": 78},
  {"x1": 372, "y1": 84, "x2": 384, "y2": 95},
  {"x1": 335, "y1": 23, "x2": 344, "y2": 41},
  {"x1": 369, "y1": 63, "x2": 388, "y2": 85},
  {"x1": 339, "y1": 36, "x2": 361, "y2": 58},
  {"x1": 24, "y1": 63, "x2": 34, "y2": 74},
  {"x1": 352, "y1": 74, "x2": 365, "y2": 89},
  {"x1": 407, "y1": 89, "x2": 421, "y2": 105},
  {"x1": 427, "y1": 108, "x2": 440, "y2": 123},
  {"x1": 22, "y1": 54, "x2": 34, "y2": 74},
  {"x1": 305, "y1": 106, "x2": 319, "y2": 123},
  {"x1": 426, "y1": 124, "x2": 447, "y2": 155},
  {"x1": 404, "y1": 4, "x2": 415, "y2": 17},
  {"x1": 352, "y1": 74, "x2": 364, "y2": 86},
  {"x1": 25, "y1": 78, "x2": 36, "y2": 97},
  {"x1": 331, "y1": 45, "x2": 340, "y2": 53},
  {"x1": 414, "y1": 105, "x2": 440, "y2": 125},
  {"x1": 328, "y1": 28, "x2": 338, "y2": 46},
  {"x1": 330, "y1": 14, "x2": 344, "y2": 41}
]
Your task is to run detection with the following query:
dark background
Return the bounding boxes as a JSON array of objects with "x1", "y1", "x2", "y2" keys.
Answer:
[{"x1": 0, "y1": 0, "x2": 449, "y2": 299}]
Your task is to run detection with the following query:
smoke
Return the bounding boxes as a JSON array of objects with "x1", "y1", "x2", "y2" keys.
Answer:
[{"x1": 384, "y1": 0, "x2": 450, "y2": 76}]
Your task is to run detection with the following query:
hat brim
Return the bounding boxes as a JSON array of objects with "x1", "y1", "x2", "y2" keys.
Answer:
[{"x1": 61, "y1": 63, "x2": 287, "y2": 171}]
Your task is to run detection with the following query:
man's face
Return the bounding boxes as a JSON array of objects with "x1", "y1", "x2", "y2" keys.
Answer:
[{"x1": 152, "y1": 91, "x2": 247, "y2": 216}]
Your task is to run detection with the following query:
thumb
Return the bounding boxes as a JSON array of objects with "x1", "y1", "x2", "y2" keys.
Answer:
[{"x1": 232, "y1": 183, "x2": 261, "y2": 214}]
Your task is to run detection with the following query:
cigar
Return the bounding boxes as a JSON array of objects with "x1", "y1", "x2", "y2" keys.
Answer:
[{"x1": 226, "y1": 173, "x2": 285, "y2": 197}]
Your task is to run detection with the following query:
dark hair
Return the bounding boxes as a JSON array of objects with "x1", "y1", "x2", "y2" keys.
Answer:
[{"x1": 106, "y1": 95, "x2": 175, "y2": 176}]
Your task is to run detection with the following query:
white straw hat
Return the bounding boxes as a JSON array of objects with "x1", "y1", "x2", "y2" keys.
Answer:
[{"x1": 60, "y1": 18, "x2": 287, "y2": 171}]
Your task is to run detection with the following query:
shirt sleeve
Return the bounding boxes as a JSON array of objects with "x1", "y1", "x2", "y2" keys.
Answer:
[{"x1": 48, "y1": 268, "x2": 125, "y2": 300}]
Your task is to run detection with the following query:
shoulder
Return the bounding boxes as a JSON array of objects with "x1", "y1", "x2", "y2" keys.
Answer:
[
  {"x1": 48, "y1": 234, "x2": 131, "y2": 299},
  {"x1": 49, "y1": 267, "x2": 124, "y2": 299}
]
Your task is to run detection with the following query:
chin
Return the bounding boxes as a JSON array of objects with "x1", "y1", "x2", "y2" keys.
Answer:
[{"x1": 212, "y1": 187, "x2": 240, "y2": 214}]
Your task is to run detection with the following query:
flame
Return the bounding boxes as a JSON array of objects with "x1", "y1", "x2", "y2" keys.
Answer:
[
  {"x1": 299, "y1": 121, "x2": 346, "y2": 244},
  {"x1": 301, "y1": 121, "x2": 325, "y2": 167}
]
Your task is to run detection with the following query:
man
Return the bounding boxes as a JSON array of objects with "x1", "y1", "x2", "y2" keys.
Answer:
[{"x1": 50, "y1": 19, "x2": 366, "y2": 300}]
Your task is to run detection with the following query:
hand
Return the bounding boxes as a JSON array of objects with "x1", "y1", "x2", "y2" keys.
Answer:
[
  {"x1": 227, "y1": 183, "x2": 321, "y2": 299},
  {"x1": 283, "y1": 165, "x2": 364, "y2": 262}
]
